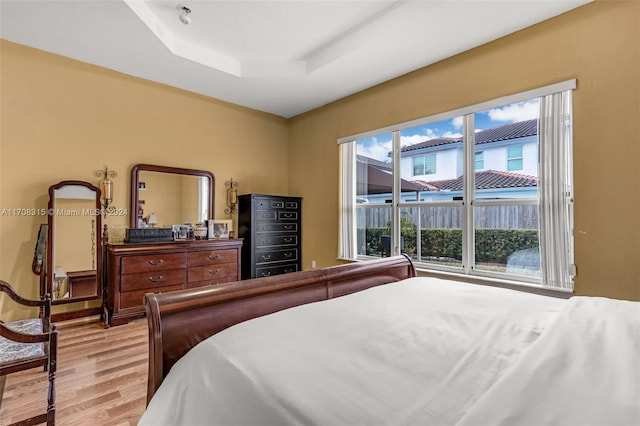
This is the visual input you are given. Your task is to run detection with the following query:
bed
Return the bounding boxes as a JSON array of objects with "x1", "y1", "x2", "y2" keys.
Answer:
[{"x1": 140, "y1": 255, "x2": 640, "y2": 426}]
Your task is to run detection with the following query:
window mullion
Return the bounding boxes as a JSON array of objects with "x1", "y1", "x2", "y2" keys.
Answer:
[
  {"x1": 392, "y1": 131, "x2": 401, "y2": 255},
  {"x1": 462, "y1": 114, "x2": 475, "y2": 274}
]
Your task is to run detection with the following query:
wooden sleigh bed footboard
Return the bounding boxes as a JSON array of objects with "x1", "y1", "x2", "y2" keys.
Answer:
[{"x1": 144, "y1": 255, "x2": 416, "y2": 403}]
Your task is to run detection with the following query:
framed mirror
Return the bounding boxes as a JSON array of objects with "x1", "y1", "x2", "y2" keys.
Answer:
[
  {"x1": 130, "y1": 164, "x2": 214, "y2": 229},
  {"x1": 46, "y1": 180, "x2": 102, "y2": 304}
]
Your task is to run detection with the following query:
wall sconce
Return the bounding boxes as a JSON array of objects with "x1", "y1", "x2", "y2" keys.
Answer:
[
  {"x1": 96, "y1": 165, "x2": 117, "y2": 217},
  {"x1": 225, "y1": 178, "x2": 239, "y2": 215}
]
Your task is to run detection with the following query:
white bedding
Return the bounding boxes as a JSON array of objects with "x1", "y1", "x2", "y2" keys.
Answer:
[
  {"x1": 458, "y1": 296, "x2": 640, "y2": 426},
  {"x1": 140, "y1": 277, "x2": 640, "y2": 425},
  {"x1": 140, "y1": 277, "x2": 575, "y2": 425}
]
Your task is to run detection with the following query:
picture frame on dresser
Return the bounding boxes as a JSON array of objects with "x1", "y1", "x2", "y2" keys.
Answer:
[{"x1": 211, "y1": 220, "x2": 231, "y2": 239}]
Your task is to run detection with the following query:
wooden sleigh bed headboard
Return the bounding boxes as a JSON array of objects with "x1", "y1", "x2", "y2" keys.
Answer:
[{"x1": 144, "y1": 255, "x2": 416, "y2": 403}]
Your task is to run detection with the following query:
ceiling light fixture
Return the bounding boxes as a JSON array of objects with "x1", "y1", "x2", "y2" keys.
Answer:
[{"x1": 177, "y1": 4, "x2": 191, "y2": 25}]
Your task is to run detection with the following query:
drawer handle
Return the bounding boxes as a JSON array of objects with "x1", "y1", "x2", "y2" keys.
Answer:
[
  {"x1": 284, "y1": 252, "x2": 293, "y2": 258},
  {"x1": 262, "y1": 254, "x2": 271, "y2": 260},
  {"x1": 148, "y1": 275, "x2": 164, "y2": 282},
  {"x1": 284, "y1": 268, "x2": 294, "y2": 273},
  {"x1": 148, "y1": 259, "x2": 164, "y2": 266},
  {"x1": 283, "y1": 238, "x2": 293, "y2": 243},
  {"x1": 208, "y1": 269, "x2": 220, "y2": 275},
  {"x1": 208, "y1": 254, "x2": 220, "y2": 261},
  {"x1": 261, "y1": 271, "x2": 271, "y2": 277},
  {"x1": 284, "y1": 225, "x2": 293, "y2": 230},
  {"x1": 283, "y1": 213, "x2": 293, "y2": 218}
]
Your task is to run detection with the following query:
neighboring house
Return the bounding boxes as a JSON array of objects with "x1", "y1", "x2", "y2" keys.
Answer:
[{"x1": 360, "y1": 119, "x2": 539, "y2": 203}]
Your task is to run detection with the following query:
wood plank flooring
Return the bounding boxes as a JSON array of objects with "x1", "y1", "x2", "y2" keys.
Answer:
[{"x1": 1, "y1": 317, "x2": 148, "y2": 425}]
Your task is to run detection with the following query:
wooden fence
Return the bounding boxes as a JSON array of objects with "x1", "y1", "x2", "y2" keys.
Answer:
[{"x1": 357, "y1": 204, "x2": 538, "y2": 230}]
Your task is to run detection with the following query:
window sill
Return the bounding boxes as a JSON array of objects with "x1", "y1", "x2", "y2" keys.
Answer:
[{"x1": 414, "y1": 267, "x2": 573, "y2": 298}]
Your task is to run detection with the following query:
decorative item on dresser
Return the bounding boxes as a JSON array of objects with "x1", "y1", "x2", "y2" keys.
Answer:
[
  {"x1": 237, "y1": 194, "x2": 302, "y2": 279},
  {"x1": 103, "y1": 238, "x2": 242, "y2": 327}
]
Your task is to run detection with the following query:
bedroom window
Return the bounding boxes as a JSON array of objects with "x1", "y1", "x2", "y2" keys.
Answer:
[
  {"x1": 475, "y1": 151, "x2": 484, "y2": 170},
  {"x1": 507, "y1": 145, "x2": 523, "y2": 171},
  {"x1": 413, "y1": 154, "x2": 436, "y2": 176},
  {"x1": 339, "y1": 80, "x2": 576, "y2": 291}
]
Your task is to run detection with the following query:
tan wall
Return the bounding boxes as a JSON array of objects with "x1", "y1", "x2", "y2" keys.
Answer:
[
  {"x1": 1, "y1": 1, "x2": 638, "y2": 322},
  {"x1": 0, "y1": 40, "x2": 290, "y2": 319},
  {"x1": 290, "y1": 1, "x2": 640, "y2": 301}
]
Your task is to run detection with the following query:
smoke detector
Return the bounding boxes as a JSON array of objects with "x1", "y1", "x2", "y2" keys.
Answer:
[{"x1": 177, "y1": 4, "x2": 192, "y2": 25}]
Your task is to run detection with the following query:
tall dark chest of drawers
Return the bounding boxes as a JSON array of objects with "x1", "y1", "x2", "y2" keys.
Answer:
[{"x1": 238, "y1": 194, "x2": 302, "y2": 279}]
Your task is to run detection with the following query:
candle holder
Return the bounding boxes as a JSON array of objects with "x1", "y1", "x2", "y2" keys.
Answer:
[
  {"x1": 96, "y1": 165, "x2": 117, "y2": 217},
  {"x1": 224, "y1": 178, "x2": 239, "y2": 216}
]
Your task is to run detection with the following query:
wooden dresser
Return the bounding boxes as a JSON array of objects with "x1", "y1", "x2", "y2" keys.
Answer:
[
  {"x1": 238, "y1": 194, "x2": 301, "y2": 279},
  {"x1": 104, "y1": 239, "x2": 242, "y2": 327}
]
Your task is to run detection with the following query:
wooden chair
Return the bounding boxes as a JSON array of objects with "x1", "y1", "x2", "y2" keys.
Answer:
[{"x1": 0, "y1": 281, "x2": 57, "y2": 425}]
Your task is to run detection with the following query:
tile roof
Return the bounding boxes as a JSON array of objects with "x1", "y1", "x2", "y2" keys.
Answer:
[
  {"x1": 401, "y1": 118, "x2": 537, "y2": 152},
  {"x1": 414, "y1": 170, "x2": 538, "y2": 191}
]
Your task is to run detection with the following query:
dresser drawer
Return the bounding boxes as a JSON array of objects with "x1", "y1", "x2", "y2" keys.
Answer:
[
  {"x1": 255, "y1": 248, "x2": 298, "y2": 264},
  {"x1": 187, "y1": 275, "x2": 238, "y2": 289},
  {"x1": 120, "y1": 268, "x2": 186, "y2": 292},
  {"x1": 278, "y1": 211, "x2": 298, "y2": 220},
  {"x1": 188, "y1": 263, "x2": 238, "y2": 283},
  {"x1": 255, "y1": 211, "x2": 277, "y2": 220},
  {"x1": 256, "y1": 223, "x2": 298, "y2": 233},
  {"x1": 120, "y1": 253, "x2": 186, "y2": 274},
  {"x1": 119, "y1": 284, "x2": 185, "y2": 310},
  {"x1": 255, "y1": 263, "x2": 299, "y2": 278},
  {"x1": 188, "y1": 249, "x2": 238, "y2": 267},
  {"x1": 255, "y1": 234, "x2": 297, "y2": 247}
]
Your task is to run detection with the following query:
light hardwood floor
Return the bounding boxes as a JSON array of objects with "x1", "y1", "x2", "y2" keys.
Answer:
[{"x1": 1, "y1": 317, "x2": 148, "y2": 425}]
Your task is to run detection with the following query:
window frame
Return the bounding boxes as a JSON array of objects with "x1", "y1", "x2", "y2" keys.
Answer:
[{"x1": 338, "y1": 80, "x2": 576, "y2": 291}]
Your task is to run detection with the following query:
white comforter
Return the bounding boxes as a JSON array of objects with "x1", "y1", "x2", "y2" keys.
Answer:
[{"x1": 139, "y1": 277, "x2": 638, "y2": 426}]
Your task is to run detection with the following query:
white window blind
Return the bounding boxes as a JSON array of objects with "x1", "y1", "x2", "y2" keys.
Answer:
[
  {"x1": 338, "y1": 142, "x2": 356, "y2": 260},
  {"x1": 538, "y1": 90, "x2": 575, "y2": 290}
]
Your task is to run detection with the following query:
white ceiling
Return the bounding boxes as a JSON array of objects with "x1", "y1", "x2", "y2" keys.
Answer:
[{"x1": 0, "y1": 0, "x2": 590, "y2": 118}]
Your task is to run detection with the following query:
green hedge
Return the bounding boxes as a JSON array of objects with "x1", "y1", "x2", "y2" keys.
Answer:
[{"x1": 360, "y1": 227, "x2": 538, "y2": 263}]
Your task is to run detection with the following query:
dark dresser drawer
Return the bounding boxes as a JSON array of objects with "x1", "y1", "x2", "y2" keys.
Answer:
[
  {"x1": 256, "y1": 222, "x2": 298, "y2": 233},
  {"x1": 120, "y1": 253, "x2": 186, "y2": 274},
  {"x1": 278, "y1": 211, "x2": 298, "y2": 220},
  {"x1": 256, "y1": 263, "x2": 299, "y2": 277},
  {"x1": 255, "y1": 234, "x2": 297, "y2": 247},
  {"x1": 255, "y1": 248, "x2": 298, "y2": 264}
]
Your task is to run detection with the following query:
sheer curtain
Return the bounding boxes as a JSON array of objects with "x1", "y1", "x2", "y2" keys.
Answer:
[
  {"x1": 338, "y1": 142, "x2": 356, "y2": 260},
  {"x1": 538, "y1": 90, "x2": 575, "y2": 291}
]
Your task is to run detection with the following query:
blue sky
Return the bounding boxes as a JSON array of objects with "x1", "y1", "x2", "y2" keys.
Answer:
[{"x1": 357, "y1": 99, "x2": 539, "y2": 162}]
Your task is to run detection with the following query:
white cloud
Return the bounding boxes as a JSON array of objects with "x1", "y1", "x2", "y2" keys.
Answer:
[
  {"x1": 400, "y1": 127, "x2": 462, "y2": 146},
  {"x1": 487, "y1": 100, "x2": 539, "y2": 122},
  {"x1": 451, "y1": 116, "x2": 463, "y2": 129},
  {"x1": 357, "y1": 137, "x2": 392, "y2": 162}
]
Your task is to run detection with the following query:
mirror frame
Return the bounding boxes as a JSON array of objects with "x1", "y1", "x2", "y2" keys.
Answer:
[
  {"x1": 46, "y1": 180, "x2": 103, "y2": 305},
  {"x1": 130, "y1": 164, "x2": 215, "y2": 228}
]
